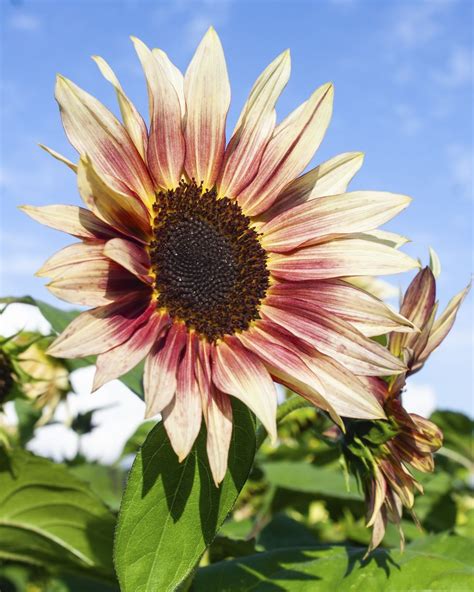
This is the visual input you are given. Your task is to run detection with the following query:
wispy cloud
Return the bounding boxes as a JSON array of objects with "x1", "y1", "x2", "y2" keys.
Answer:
[
  {"x1": 433, "y1": 47, "x2": 472, "y2": 87},
  {"x1": 8, "y1": 13, "x2": 42, "y2": 32},
  {"x1": 391, "y1": 0, "x2": 454, "y2": 49},
  {"x1": 446, "y1": 143, "x2": 473, "y2": 200}
]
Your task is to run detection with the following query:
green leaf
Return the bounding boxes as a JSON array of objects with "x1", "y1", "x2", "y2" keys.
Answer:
[
  {"x1": 258, "y1": 514, "x2": 317, "y2": 550},
  {"x1": 430, "y1": 410, "x2": 473, "y2": 462},
  {"x1": 68, "y1": 463, "x2": 125, "y2": 512},
  {"x1": 14, "y1": 399, "x2": 42, "y2": 446},
  {"x1": 262, "y1": 461, "x2": 362, "y2": 500},
  {"x1": 192, "y1": 533, "x2": 474, "y2": 591},
  {"x1": 0, "y1": 449, "x2": 116, "y2": 582},
  {"x1": 114, "y1": 400, "x2": 256, "y2": 592},
  {"x1": 118, "y1": 420, "x2": 157, "y2": 461}
]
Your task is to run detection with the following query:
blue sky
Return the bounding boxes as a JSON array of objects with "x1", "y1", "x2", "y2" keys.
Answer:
[{"x1": 1, "y1": 0, "x2": 472, "y2": 415}]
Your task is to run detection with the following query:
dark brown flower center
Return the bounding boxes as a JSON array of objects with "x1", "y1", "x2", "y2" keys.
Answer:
[{"x1": 150, "y1": 181, "x2": 269, "y2": 342}]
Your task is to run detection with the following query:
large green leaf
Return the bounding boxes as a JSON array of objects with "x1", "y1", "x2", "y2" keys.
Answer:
[
  {"x1": 0, "y1": 296, "x2": 144, "y2": 398},
  {"x1": 114, "y1": 400, "x2": 256, "y2": 592},
  {"x1": 0, "y1": 449, "x2": 116, "y2": 582},
  {"x1": 192, "y1": 534, "x2": 474, "y2": 591},
  {"x1": 262, "y1": 461, "x2": 362, "y2": 500}
]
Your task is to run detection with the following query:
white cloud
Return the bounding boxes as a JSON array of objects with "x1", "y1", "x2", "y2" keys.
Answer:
[
  {"x1": 433, "y1": 47, "x2": 472, "y2": 87},
  {"x1": 8, "y1": 13, "x2": 42, "y2": 32},
  {"x1": 403, "y1": 382, "x2": 437, "y2": 417},
  {"x1": 394, "y1": 103, "x2": 423, "y2": 136},
  {"x1": 0, "y1": 302, "x2": 52, "y2": 336},
  {"x1": 446, "y1": 143, "x2": 474, "y2": 200},
  {"x1": 391, "y1": 0, "x2": 453, "y2": 49}
]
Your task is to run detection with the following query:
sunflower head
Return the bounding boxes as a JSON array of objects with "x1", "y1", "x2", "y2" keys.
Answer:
[{"x1": 22, "y1": 27, "x2": 424, "y2": 485}]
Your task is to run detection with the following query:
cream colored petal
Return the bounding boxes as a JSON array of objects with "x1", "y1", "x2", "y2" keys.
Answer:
[
  {"x1": 55, "y1": 75, "x2": 154, "y2": 205},
  {"x1": 218, "y1": 50, "x2": 291, "y2": 198},
  {"x1": 103, "y1": 237, "x2": 152, "y2": 283},
  {"x1": 46, "y1": 259, "x2": 141, "y2": 307},
  {"x1": 132, "y1": 37, "x2": 185, "y2": 190},
  {"x1": 20, "y1": 205, "x2": 117, "y2": 240},
  {"x1": 92, "y1": 55, "x2": 148, "y2": 160},
  {"x1": 268, "y1": 238, "x2": 420, "y2": 281},
  {"x1": 263, "y1": 151, "x2": 364, "y2": 220},
  {"x1": 36, "y1": 241, "x2": 105, "y2": 278},
  {"x1": 152, "y1": 48, "x2": 185, "y2": 117},
  {"x1": 237, "y1": 82, "x2": 334, "y2": 216},
  {"x1": 77, "y1": 155, "x2": 151, "y2": 241},
  {"x1": 184, "y1": 27, "x2": 230, "y2": 188},
  {"x1": 261, "y1": 191, "x2": 411, "y2": 252},
  {"x1": 39, "y1": 144, "x2": 78, "y2": 172}
]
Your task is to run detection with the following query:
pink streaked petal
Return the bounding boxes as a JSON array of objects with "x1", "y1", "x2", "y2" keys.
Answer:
[
  {"x1": 133, "y1": 37, "x2": 185, "y2": 190},
  {"x1": 237, "y1": 326, "x2": 343, "y2": 428},
  {"x1": 36, "y1": 241, "x2": 106, "y2": 278},
  {"x1": 144, "y1": 322, "x2": 187, "y2": 418},
  {"x1": 237, "y1": 83, "x2": 334, "y2": 216},
  {"x1": 103, "y1": 238, "x2": 152, "y2": 284},
  {"x1": 77, "y1": 156, "x2": 151, "y2": 242},
  {"x1": 260, "y1": 303, "x2": 406, "y2": 376},
  {"x1": 262, "y1": 152, "x2": 364, "y2": 221},
  {"x1": 184, "y1": 28, "x2": 230, "y2": 189},
  {"x1": 55, "y1": 75, "x2": 154, "y2": 206},
  {"x1": 47, "y1": 293, "x2": 154, "y2": 358},
  {"x1": 162, "y1": 332, "x2": 202, "y2": 462},
  {"x1": 151, "y1": 48, "x2": 185, "y2": 117},
  {"x1": 46, "y1": 259, "x2": 143, "y2": 306},
  {"x1": 20, "y1": 205, "x2": 118, "y2": 240},
  {"x1": 93, "y1": 310, "x2": 169, "y2": 391},
  {"x1": 212, "y1": 338, "x2": 277, "y2": 442},
  {"x1": 268, "y1": 238, "x2": 420, "y2": 281},
  {"x1": 39, "y1": 144, "x2": 78, "y2": 173},
  {"x1": 367, "y1": 467, "x2": 388, "y2": 527},
  {"x1": 253, "y1": 319, "x2": 386, "y2": 419},
  {"x1": 92, "y1": 55, "x2": 148, "y2": 160},
  {"x1": 197, "y1": 343, "x2": 233, "y2": 486},
  {"x1": 261, "y1": 191, "x2": 411, "y2": 253},
  {"x1": 268, "y1": 280, "x2": 415, "y2": 336},
  {"x1": 217, "y1": 50, "x2": 291, "y2": 198}
]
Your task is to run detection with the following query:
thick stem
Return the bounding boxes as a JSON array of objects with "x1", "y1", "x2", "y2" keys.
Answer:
[{"x1": 255, "y1": 395, "x2": 311, "y2": 450}]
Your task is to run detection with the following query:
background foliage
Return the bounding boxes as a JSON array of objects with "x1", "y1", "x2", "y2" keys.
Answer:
[{"x1": 0, "y1": 299, "x2": 472, "y2": 591}]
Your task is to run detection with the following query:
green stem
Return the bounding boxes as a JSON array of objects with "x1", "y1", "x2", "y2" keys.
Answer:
[{"x1": 255, "y1": 395, "x2": 311, "y2": 450}]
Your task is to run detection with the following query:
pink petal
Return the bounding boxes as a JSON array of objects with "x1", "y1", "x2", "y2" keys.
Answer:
[
  {"x1": 36, "y1": 241, "x2": 106, "y2": 278},
  {"x1": 268, "y1": 237, "x2": 419, "y2": 281},
  {"x1": 144, "y1": 322, "x2": 187, "y2": 418},
  {"x1": 237, "y1": 82, "x2": 334, "y2": 216},
  {"x1": 55, "y1": 75, "x2": 154, "y2": 206},
  {"x1": 184, "y1": 28, "x2": 230, "y2": 189},
  {"x1": 77, "y1": 156, "x2": 151, "y2": 242},
  {"x1": 268, "y1": 280, "x2": 415, "y2": 336},
  {"x1": 162, "y1": 332, "x2": 202, "y2": 462},
  {"x1": 93, "y1": 311, "x2": 169, "y2": 391},
  {"x1": 217, "y1": 50, "x2": 291, "y2": 198},
  {"x1": 20, "y1": 205, "x2": 118, "y2": 240},
  {"x1": 262, "y1": 152, "x2": 364, "y2": 220},
  {"x1": 212, "y1": 338, "x2": 277, "y2": 442},
  {"x1": 260, "y1": 303, "x2": 406, "y2": 376},
  {"x1": 103, "y1": 238, "x2": 152, "y2": 284},
  {"x1": 92, "y1": 55, "x2": 148, "y2": 160},
  {"x1": 254, "y1": 320, "x2": 386, "y2": 419},
  {"x1": 47, "y1": 293, "x2": 154, "y2": 358},
  {"x1": 46, "y1": 259, "x2": 142, "y2": 306},
  {"x1": 261, "y1": 191, "x2": 411, "y2": 253},
  {"x1": 237, "y1": 325, "x2": 342, "y2": 427},
  {"x1": 133, "y1": 37, "x2": 185, "y2": 190},
  {"x1": 197, "y1": 343, "x2": 233, "y2": 486}
]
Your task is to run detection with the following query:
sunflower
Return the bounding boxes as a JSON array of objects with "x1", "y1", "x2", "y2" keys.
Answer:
[{"x1": 22, "y1": 28, "x2": 419, "y2": 485}]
